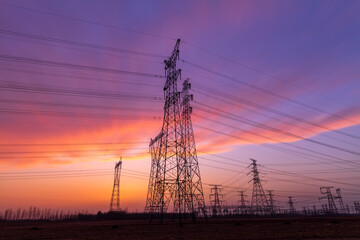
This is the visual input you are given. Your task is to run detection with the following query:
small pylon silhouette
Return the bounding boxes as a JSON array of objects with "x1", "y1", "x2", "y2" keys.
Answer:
[
  {"x1": 209, "y1": 185, "x2": 223, "y2": 216},
  {"x1": 237, "y1": 191, "x2": 247, "y2": 214},
  {"x1": 267, "y1": 190, "x2": 276, "y2": 214},
  {"x1": 109, "y1": 158, "x2": 122, "y2": 212},
  {"x1": 354, "y1": 201, "x2": 360, "y2": 214},
  {"x1": 334, "y1": 188, "x2": 345, "y2": 213},
  {"x1": 288, "y1": 196, "x2": 296, "y2": 214},
  {"x1": 319, "y1": 186, "x2": 337, "y2": 214}
]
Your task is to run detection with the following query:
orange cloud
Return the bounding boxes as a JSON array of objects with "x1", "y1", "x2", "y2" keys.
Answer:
[
  {"x1": 0, "y1": 118, "x2": 159, "y2": 169},
  {"x1": 190, "y1": 106, "x2": 360, "y2": 155}
]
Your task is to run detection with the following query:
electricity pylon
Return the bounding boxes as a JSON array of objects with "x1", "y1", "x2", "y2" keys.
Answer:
[
  {"x1": 312, "y1": 205, "x2": 317, "y2": 215},
  {"x1": 267, "y1": 190, "x2": 276, "y2": 214},
  {"x1": 237, "y1": 191, "x2": 247, "y2": 214},
  {"x1": 354, "y1": 201, "x2": 360, "y2": 214},
  {"x1": 109, "y1": 158, "x2": 122, "y2": 212},
  {"x1": 334, "y1": 188, "x2": 346, "y2": 214},
  {"x1": 145, "y1": 39, "x2": 206, "y2": 223},
  {"x1": 319, "y1": 186, "x2": 337, "y2": 214},
  {"x1": 288, "y1": 196, "x2": 296, "y2": 214},
  {"x1": 180, "y1": 78, "x2": 206, "y2": 217},
  {"x1": 209, "y1": 185, "x2": 223, "y2": 216},
  {"x1": 249, "y1": 158, "x2": 269, "y2": 215},
  {"x1": 145, "y1": 132, "x2": 163, "y2": 214}
]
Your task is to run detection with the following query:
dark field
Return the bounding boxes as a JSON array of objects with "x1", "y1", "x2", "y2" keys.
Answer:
[{"x1": 1, "y1": 217, "x2": 360, "y2": 240}]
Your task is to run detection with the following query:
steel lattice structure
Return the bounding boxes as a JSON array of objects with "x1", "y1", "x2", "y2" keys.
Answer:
[
  {"x1": 249, "y1": 158, "x2": 270, "y2": 215},
  {"x1": 237, "y1": 191, "x2": 247, "y2": 214},
  {"x1": 288, "y1": 196, "x2": 296, "y2": 214},
  {"x1": 319, "y1": 186, "x2": 338, "y2": 214},
  {"x1": 334, "y1": 188, "x2": 346, "y2": 213},
  {"x1": 145, "y1": 39, "x2": 206, "y2": 223},
  {"x1": 209, "y1": 185, "x2": 223, "y2": 216},
  {"x1": 180, "y1": 78, "x2": 206, "y2": 217},
  {"x1": 267, "y1": 190, "x2": 276, "y2": 214},
  {"x1": 109, "y1": 158, "x2": 122, "y2": 212}
]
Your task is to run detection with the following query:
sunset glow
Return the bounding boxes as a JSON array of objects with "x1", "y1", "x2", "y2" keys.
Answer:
[{"x1": 0, "y1": 0, "x2": 359, "y2": 215}]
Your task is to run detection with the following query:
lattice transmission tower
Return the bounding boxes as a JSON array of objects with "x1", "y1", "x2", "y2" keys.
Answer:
[
  {"x1": 319, "y1": 186, "x2": 337, "y2": 214},
  {"x1": 354, "y1": 201, "x2": 360, "y2": 214},
  {"x1": 237, "y1": 191, "x2": 247, "y2": 214},
  {"x1": 109, "y1": 158, "x2": 122, "y2": 212},
  {"x1": 334, "y1": 188, "x2": 346, "y2": 213},
  {"x1": 267, "y1": 190, "x2": 276, "y2": 214},
  {"x1": 181, "y1": 78, "x2": 206, "y2": 216},
  {"x1": 249, "y1": 158, "x2": 270, "y2": 215},
  {"x1": 288, "y1": 196, "x2": 296, "y2": 214},
  {"x1": 209, "y1": 185, "x2": 223, "y2": 216},
  {"x1": 145, "y1": 39, "x2": 206, "y2": 223}
]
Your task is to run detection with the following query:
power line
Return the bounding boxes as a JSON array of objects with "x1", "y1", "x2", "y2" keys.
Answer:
[
  {"x1": 0, "y1": 153, "x2": 147, "y2": 160},
  {"x1": 197, "y1": 150, "x2": 249, "y2": 165},
  {"x1": 0, "y1": 172, "x2": 148, "y2": 181},
  {"x1": 267, "y1": 168, "x2": 360, "y2": 174},
  {"x1": 195, "y1": 133, "x2": 360, "y2": 189},
  {"x1": 192, "y1": 85, "x2": 360, "y2": 142},
  {"x1": 257, "y1": 144, "x2": 357, "y2": 168},
  {"x1": 0, "y1": 99, "x2": 160, "y2": 113},
  {"x1": 0, "y1": 1, "x2": 176, "y2": 41},
  {"x1": 267, "y1": 176, "x2": 360, "y2": 181},
  {"x1": 0, "y1": 168, "x2": 148, "y2": 175},
  {"x1": 262, "y1": 168, "x2": 360, "y2": 188},
  {"x1": 0, "y1": 141, "x2": 147, "y2": 147},
  {"x1": 193, "y1": 112, "x2": 360, "y2": 168},
  {"x1": 184, "y1": 162, "x2": 241, "y2": 173},
  {"x1": 221, "y1": 171, "x2": 251, "y2": 188},
  {"x1": 182, "y1": 41, "x2": 355, "y2": 110},
  {"x1": 0, "y1": 167, "x2": 150, "y2": 181},
  {"x1": 0, "y1": 147, "x2": 148, "y2": 155},
  {"x1": 183, "y1": 59, "x2": 358, "y2": 125},
  {"x1": 0, "y1": 35, "x2": 164, "y2": 66},
  {"x1": 0, "y1": 66, "x2": 163, "y2": 87},
  {"x1": 198, "y1": 156, "x2": 247, "y2": 169},
  {"x1": 0, "y1": 29, "x2": 167, "y2": 59},
  {"x1": 0, "y1": 54, "x2": 164, "y2": 79},
  {"x1": 0, "y1": 81, "x2": 162, "y2": 102},
  {"x1": 195, "y1": 102, "x2": 360, "y2": 157},
  {"x1": 0, "y1": 108, "x2": 161, "y2": 120}
]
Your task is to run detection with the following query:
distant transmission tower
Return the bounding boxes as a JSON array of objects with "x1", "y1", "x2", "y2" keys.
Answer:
[
  {"x1": 237, "y1": 191, "x2": 247, "y2": 214},
  {"x1": 209, "y1": 185, "x2": 223, "y2": 216},
  {"x1": 334, "y1": 188, "x2": 346, "y2": 214},
  {"x1": 319, "y1": 186, "x2": 337, "y2": 214},
  {"x1": 145, "y1": 39, "x2": 206, "y2": 223},
  {"x1": 267, "y1": 190, "x2": 275, "y2": 214},
  {"x1": 288, "y1": 196, "x2": 296, "y2": 214},
  {"x1": 249, "y1": 158, "x2": 269, "y2": 215},
  {"x1": 354, "y1": 201, "x2": 360, "y2": 214},
  {"x1": 109, "y1": 158, "x2": 122, "y2": 212}
]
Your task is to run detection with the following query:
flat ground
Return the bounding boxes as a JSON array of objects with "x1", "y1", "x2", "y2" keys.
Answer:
[{"x1": 1, "y1": 217, "x2": 360, "y2": 240}]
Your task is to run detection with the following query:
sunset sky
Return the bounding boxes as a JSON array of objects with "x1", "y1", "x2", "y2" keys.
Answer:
[{"x1": 0, "y1": 0, "x2": 359, "y2": 214}]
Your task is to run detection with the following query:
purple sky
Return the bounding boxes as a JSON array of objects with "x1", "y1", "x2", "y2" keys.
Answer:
[{"x1": 0, "y1": 0, "x2": 359, "y2": 213}]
